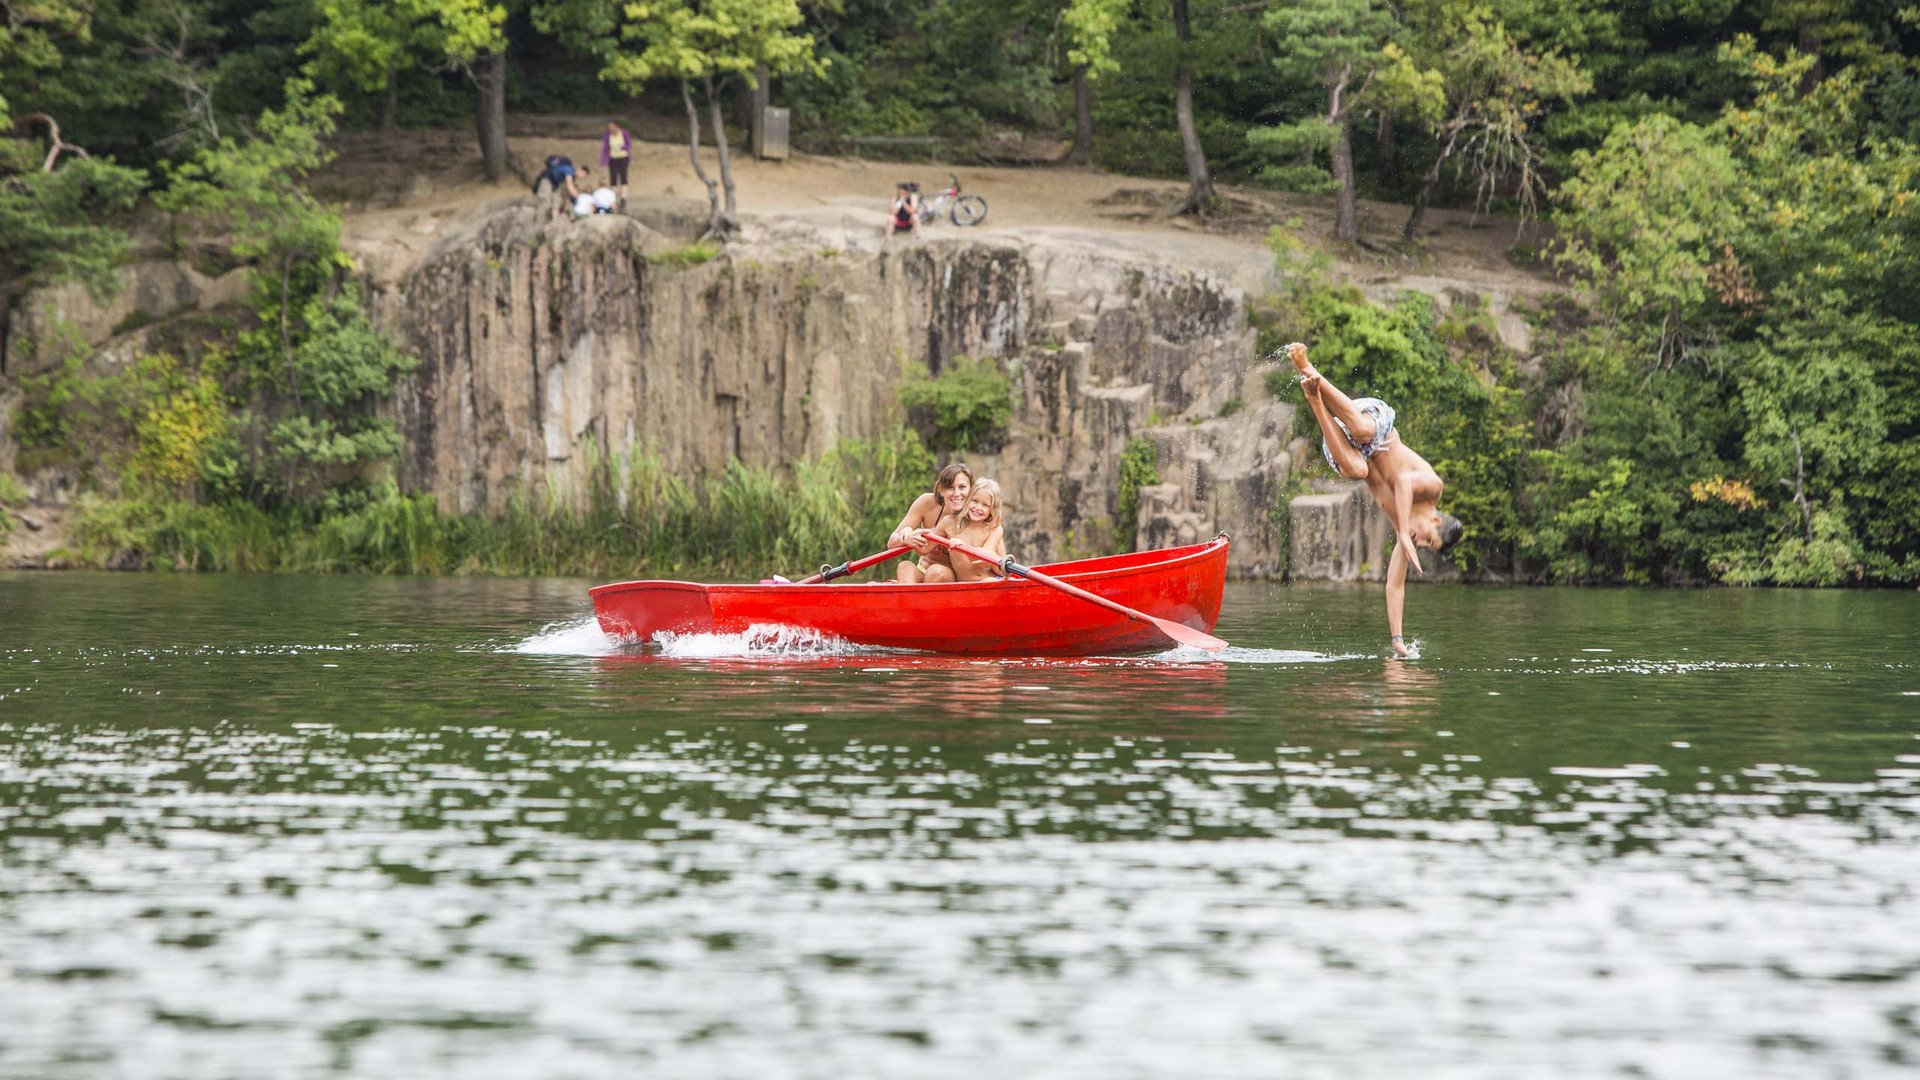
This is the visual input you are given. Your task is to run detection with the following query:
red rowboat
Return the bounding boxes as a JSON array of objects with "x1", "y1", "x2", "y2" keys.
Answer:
[{"x1": 590, "y1": 535, "x2": 1230, "y2": 656}]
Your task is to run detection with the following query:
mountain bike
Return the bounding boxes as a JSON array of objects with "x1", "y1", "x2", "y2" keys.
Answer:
[{"x1": 918, "y1": 173, "x2": 988, "y2": 227}]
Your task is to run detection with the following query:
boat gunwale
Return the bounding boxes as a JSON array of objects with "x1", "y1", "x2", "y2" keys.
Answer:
[{"x1": 588, "y1": 535, "x2": 1229, "y2": 600}]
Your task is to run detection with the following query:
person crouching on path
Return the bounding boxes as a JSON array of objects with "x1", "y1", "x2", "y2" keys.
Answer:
[
  {"x1": 601, "y1": 121, "x2": 633, "y2": 205},
  {"x1": 936, "y1": 478, "x2": 1007, "y2": 583},
  {"x1": 886, "y1": 182, "x2": 920, "y2": 240},
  {"x1": 888, "y1": 462, "x2": 972, "y2": 583},
  {"x1": 1284, "y1": 341, "x2": 1462, "y2": 657},
  {"x1": 533, "y1": 154, "x2": 582, "y2": 218}
]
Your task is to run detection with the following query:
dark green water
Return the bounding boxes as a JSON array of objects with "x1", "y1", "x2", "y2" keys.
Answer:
[{"x1": 3, "y1": 573, "x2": 1918, "y2": 1079}]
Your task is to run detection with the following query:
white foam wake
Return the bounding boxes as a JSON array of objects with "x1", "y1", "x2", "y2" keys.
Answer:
[
  {"x1": 510, "y1": 616, "x2": 621, "y2": 656},
  {"x1": 652, "y1": 623, "x2": 887, "y2": 660},
  {"x1": 1147, "y1": 644, "x2": 1355, "y2": 664}
]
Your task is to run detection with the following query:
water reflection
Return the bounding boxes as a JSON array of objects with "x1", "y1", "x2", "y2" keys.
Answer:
[
  {"x1": 591, "y1": 652, "x2": 1232, "y2": 730},
  {"x1": 2, "y1": 575, "x2": 1918, "y2": 1079}
]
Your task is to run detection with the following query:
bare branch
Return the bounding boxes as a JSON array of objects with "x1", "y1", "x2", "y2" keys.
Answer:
[{"x1": 18, "y1": 113, "x2": 92, "y2": 172}]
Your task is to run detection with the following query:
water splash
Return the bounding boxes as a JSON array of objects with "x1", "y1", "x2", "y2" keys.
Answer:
[
  {"x1": 510, "y1": 616, "x2": 620, "y2": 656},
  {"x1": 1147, "y1": 644, "x2": 1353, "y2": 664},
  {"x1": 653, "y1": 624, "x2": 887, "y2": 660}
]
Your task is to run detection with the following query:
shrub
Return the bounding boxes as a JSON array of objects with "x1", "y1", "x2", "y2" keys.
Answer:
[
  {"x1": 1114, "y1": 437, "x2": 1160, "y2": 552},
  {"x1": 898, "y1": 355, "x2": 1014, "y2": 453}
]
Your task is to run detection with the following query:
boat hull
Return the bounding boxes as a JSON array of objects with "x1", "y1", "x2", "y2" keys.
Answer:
[{"x1": 589, "y1": 536, "x2": 1230, "y2": 656}]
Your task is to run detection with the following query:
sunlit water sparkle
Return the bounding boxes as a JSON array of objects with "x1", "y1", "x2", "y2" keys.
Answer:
[{"x1": 2, "y1": 574, "x2": 1917, "y2": 1078}]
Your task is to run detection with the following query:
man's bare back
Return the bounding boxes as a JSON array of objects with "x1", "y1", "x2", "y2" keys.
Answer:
[{"x1": 1285, "y1": 342, "x2": 1461, "y2": 656}]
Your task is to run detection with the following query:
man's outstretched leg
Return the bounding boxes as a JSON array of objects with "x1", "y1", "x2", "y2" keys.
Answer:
[{"x1": 1284, "y1": 342, "x2": 1376, "y2": 479}]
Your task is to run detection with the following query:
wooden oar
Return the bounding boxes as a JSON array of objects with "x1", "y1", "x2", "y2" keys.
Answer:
[
  {"x1": 793, "y1": 545, "x2": 914, "y2": 585},
  {"x1": 923, "y1": 533, "x2": 1228, "y2": 652}
]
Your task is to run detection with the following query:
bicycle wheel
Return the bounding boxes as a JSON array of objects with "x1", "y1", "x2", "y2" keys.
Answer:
[{"x1": 949, "y1": 195, "x2": 987, "y2": 227}]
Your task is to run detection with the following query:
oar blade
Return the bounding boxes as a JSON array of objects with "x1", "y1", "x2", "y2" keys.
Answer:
[{"x1": 1151, "y1": 616, "x2": 1228, "y2": 652}]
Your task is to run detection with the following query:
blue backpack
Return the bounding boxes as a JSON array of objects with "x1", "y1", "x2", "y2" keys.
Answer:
[{"x1": 533, "y1": 155, "x2": 574, "y2": 193}]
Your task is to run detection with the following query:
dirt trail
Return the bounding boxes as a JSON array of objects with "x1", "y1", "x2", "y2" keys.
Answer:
[{"x1": 325, "y1": 124, "x2": 1562, "y2": 320}]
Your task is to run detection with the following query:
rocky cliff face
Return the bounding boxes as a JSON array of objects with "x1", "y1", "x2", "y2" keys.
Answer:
[
  {"x1": 5, "y1": 199, "x2": 1428, "y2": 580},
  {"x1": 380, "y1": 204, "x2": 1296, "y2": 576}
]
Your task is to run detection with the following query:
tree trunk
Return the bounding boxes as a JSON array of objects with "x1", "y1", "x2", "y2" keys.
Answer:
[
  {"x1": 473, "y1": 52, "x2": 508, "y2": 183},
  {"x1": 705, "y1": 75, "x2": 738, "y2": 225},
  {"x1": 1377, "y1": 110, "x2": 1398, "y2": 187},
  {"x1": 1170, "y1": 0, "x2": 1212, "y2": 217},
  {"x1": 381, "y1": 68, "x2": 398, "y2": 131},
  {"x1": 1069, "y1": 65, "x2": 1094, "y2": 165},
  {"x1": 681, "y1": 79, "x2": 725, "y2": 238},
  {"x1": 1331, "y1": 109, "x2": 1358, "y2": 244},
  {"x1": 1402, "y1": 117, "x2": 1465, "y2": 243},
  {"x1": 1797, "y1": 26, "x2": 1824, "y2": 94},
  {"x1": 1404, "y1": 169, "x2": 1438, "y2": 242}
]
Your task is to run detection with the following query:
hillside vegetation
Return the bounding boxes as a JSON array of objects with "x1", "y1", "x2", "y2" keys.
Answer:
[{"x1": 4, "y1": 1, "x2": 1918, "y2": 583}]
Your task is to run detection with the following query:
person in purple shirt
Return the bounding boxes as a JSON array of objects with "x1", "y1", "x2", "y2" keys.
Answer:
[{"x1": 600, "y1": 121, "x2": 633, "y2": 205}]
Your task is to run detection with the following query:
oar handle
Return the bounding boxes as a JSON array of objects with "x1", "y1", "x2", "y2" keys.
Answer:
[{"x1": 794, "y1": 545, "x2": 913, "y2": 585}]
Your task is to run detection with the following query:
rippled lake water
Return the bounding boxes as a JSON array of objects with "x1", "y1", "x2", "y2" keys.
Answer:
[{"x1": 2, "y1": 572, "x2": 1917, "y2": 1079}]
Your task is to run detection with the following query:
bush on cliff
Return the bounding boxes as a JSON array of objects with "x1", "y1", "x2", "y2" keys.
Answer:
[{"x1": 899, "y1": 355, "x2": 1015, "y2": 453}]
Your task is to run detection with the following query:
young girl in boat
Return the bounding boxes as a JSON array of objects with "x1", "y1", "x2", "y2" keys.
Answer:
[
  {"x1": 888, "y1": 462, "x2": 972, "y2": 583},
  {"x1": 927, "y1": 478, "x2": 1006, "y2": 583}
]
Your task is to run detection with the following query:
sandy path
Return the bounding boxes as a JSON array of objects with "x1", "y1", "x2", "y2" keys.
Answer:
[{"x1": 325, "y1": 125, "x2": 1557, "y2": 307}]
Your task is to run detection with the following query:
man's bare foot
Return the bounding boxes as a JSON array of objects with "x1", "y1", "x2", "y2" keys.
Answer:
[
  {"x1": 1284, "y1": 342, "x2": 1318, "y2": 379},
  {"x1": 1390, "y1": 636, "x2": 1413, "y2": 658}
]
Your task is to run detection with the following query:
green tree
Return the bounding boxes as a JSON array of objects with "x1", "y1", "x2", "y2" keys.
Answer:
[
  {"x1": 156, "y1": 80, "x2": 417, "y2": 500},
  {"x1": 1167, "y1": 0, "x2": 1214, "y2": 215},
  {"x1": 1387, "y1": 2, "x2": 1590, "y2": 242},
  {"x1": 1061, "y1": 0, "x2": 1126, "y2": 164},
  {"x1": 1, "y1": 0, "x2": 145, "y2": 375},
  {"x1": 1257, "y1": 0, "x2": 1403, "y2": 242},
  {"x1": 0, "y1": 157, "x2": 145, "y2": 374},
  {"x1": 303, "y1": 0, "x2": 506, "y2": 133},
  {"x1": 0, "y1": 1, "x2": 94, "y2": 133},
  {"x1": 574, "y1": 0, "x2": 825, "y2": 239},
  {"x1": 303, "y1": 0, "x2": 509, "y2": 177},
  {"x1": 1543, "y1": 40, "x2": 1920, "y2": 583}
]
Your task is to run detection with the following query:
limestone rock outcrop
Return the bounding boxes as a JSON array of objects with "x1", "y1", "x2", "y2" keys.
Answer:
[
  {"x1": 379, "y1": 203, "x2": 1294, "y2": 575},
  {"x1": 2, "y1": 197, "x2": 1430, "y2": 581},
  {"x1": 3, "y1": 260, "x2": 250, "y2": 377}
]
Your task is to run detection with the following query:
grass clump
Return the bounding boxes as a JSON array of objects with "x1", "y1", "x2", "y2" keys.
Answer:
[
  {"x1": 67, "y1": 428, "x2": 939, "y2": 580},
  {"x1": 650, "y1": 242, "x2": 720, "y2": 271}
]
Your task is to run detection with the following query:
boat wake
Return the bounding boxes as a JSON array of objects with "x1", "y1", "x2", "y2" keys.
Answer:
[
  {"x1": 510, "y1": 616, "x2": 621, "y2": 656},
  {"x1": 653, "y1": 624, "x2": 886, "y2": 660},
  {"x1": 508, "y1": 617, "x2": 1354, "y2": 665},
  {"x1": 1148, "y1": 644, "x2": 1355, "y2": 664}
]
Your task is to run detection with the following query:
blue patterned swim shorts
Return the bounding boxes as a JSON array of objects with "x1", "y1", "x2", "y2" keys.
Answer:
[{"x1": 1321, "y1": 397, "x2": 1398, "y2": 473}]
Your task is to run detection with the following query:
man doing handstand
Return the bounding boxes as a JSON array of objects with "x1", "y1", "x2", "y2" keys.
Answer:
[{"x1": 1284, "y1": 341, "x2": 1462, "y2": 657}]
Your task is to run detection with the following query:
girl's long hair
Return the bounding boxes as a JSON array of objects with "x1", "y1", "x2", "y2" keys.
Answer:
[{"x1": 964, "y1": 478, "x2": 1002, "y2": 529}]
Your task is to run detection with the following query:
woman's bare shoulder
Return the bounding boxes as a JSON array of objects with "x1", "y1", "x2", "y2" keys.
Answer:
[{"x1": 903, "y1": 491, "x2": 939, "y2": 519}]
